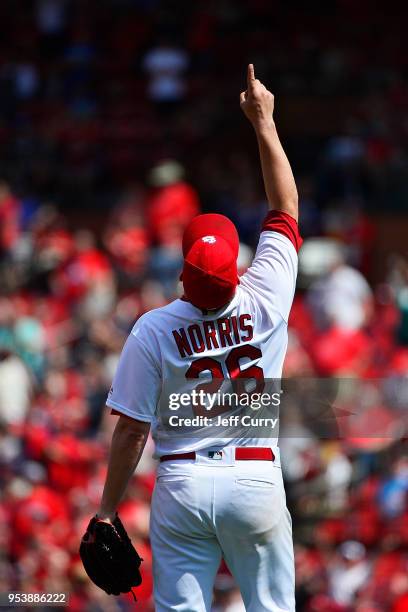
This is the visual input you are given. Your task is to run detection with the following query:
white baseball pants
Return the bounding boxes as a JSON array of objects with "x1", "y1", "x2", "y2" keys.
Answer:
[{"x1": 150, "y1": 447, "x2": 295, "y2": 611}]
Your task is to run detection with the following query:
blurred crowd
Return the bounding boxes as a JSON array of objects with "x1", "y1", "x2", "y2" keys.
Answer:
[
  {"x1": 1, "y1": 168, "x2": 407, "y2": 611},
  {"x1": 0, "y1": 1, "x2": 408, "y2": 611},
  {"x1": 1, "y1": 0, "x2": 408, "y2": 213}
]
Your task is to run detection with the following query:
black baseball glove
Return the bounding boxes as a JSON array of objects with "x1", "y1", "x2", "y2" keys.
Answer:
[{"x1": 79, "y1": 513, "x2": 142, "y2": 598}]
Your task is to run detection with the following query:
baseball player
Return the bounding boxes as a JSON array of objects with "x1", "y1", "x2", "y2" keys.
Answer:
[{"x1": 81, "y1": 64, "x2": 301, "y2": 611}]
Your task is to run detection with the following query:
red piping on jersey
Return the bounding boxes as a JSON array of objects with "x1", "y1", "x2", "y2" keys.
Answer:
[{"x1": 262, "y1": 210, "x2": 303, "y2": 252}]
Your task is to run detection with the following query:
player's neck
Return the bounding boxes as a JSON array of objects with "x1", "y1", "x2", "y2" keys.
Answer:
[{"x1": 180, "y1": 294, "x2": 234, "y2": 316}]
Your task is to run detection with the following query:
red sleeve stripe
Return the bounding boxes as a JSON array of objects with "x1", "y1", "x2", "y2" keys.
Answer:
[{"x1": 261, "y1": 210, "x2": 303, "y2": 252}]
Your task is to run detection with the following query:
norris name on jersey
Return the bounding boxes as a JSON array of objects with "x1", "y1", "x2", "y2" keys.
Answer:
[{"x1": 172, "y1": 314, "x2": 254, "y2": 358}]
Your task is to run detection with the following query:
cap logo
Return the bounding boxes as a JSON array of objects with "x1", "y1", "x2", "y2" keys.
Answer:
[{"x1": 202, "y1": 235, "x2": 216, "y2": 244}]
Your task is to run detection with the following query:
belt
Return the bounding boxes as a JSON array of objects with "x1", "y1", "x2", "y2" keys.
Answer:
[{"x1": 160, "y1": 447, "x2": 275, "y2": 463}]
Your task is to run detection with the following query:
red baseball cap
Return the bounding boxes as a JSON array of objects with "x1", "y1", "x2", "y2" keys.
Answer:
[{"x1": 182, "y1": 214, "x2": 239, "y2": 310}]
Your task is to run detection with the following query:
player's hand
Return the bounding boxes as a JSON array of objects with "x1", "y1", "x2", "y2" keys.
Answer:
[
  {"x1": 79, "y1": 514, "x2": 142, "y2": 596},
  {"x1": 240, "y1": 64, "x2": 274, "y2": 132}
]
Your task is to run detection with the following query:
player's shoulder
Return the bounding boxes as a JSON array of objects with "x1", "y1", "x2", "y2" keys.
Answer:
[
  {"x1": 257, "y1": 229, "x2": 299, "y2": 257},
  {"x1": 130, "y1": 299, "x2": 188, "y2": 337}
]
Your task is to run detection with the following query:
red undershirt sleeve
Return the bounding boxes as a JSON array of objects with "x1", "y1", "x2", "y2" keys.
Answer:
[{"x1": 261, "y1": 210, "x2": 303, "y2": 252}]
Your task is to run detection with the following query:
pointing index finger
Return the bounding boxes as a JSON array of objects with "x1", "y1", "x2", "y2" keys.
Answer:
[{"x1": 247, "y1": 63, "x2": 255, "y2": 87}]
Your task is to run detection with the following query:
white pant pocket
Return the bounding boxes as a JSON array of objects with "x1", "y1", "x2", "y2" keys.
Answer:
[{"x1": 236, "y1": 478, "x2": 275, "y2": 488}]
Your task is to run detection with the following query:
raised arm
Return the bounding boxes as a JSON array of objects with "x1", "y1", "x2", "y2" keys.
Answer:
[{"x1": 240, "y1": 64, "x2": 298, "y2": 221}]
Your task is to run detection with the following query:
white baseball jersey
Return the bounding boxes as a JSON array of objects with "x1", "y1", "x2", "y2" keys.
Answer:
[{"x1": 107, "y1": 212, "x2": 301, "y2": 459}]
